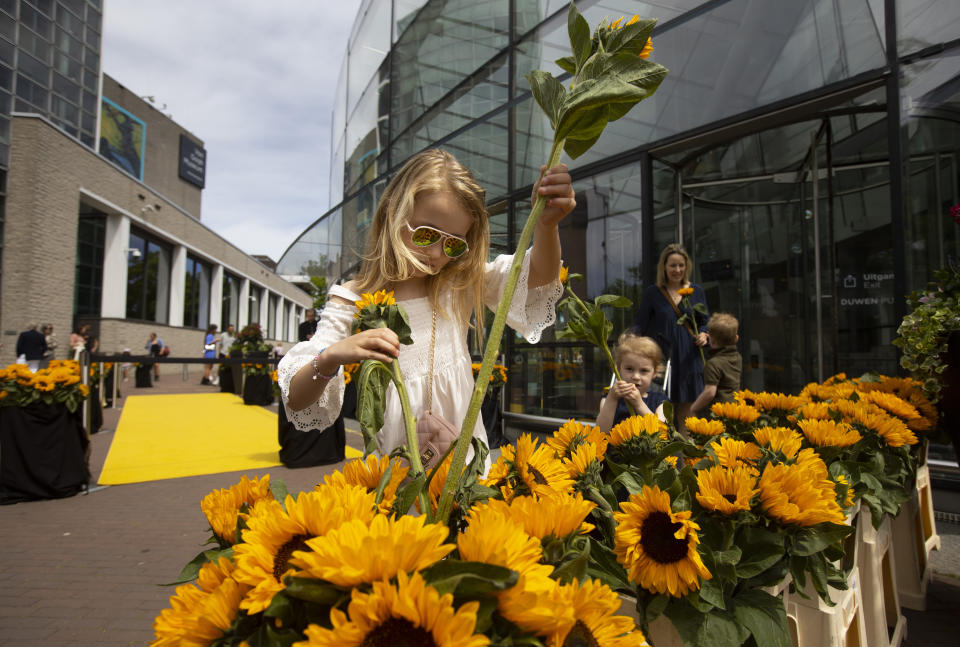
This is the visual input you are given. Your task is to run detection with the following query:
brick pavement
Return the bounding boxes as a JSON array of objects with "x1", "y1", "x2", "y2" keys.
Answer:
[{"x1": 1, "y1": 376, "x2": 959, "y2": 646}]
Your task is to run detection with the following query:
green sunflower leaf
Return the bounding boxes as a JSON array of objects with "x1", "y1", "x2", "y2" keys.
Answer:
[
  {"x1": 791, "y1": 522, "x2": 853, "y2": 557},
  {"x1": 731, "y1": 589, "x2": 791, "y2": 647},
  {"x1": 567, "y1": 0, "x2": 592, "y2": 71},
  {"x1": 420, "y1": 560, "x2": 517, "y2": 598},
  {"x1": 356, "y1": 359, "x2": 393, "y2": 455},
  {"x1": 283, "y1": 576, "x2": 344, "y2": 606}
]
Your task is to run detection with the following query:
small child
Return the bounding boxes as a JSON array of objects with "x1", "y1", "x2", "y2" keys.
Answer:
[
  {"x1": 596, "y1": 333, "x2": 668, "y2": 432},
  {"x1": 689, "y1": 312, "x2": 742, "y2": 415}
]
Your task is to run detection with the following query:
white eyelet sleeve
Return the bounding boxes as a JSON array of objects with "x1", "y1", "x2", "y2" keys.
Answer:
[
  {"x1": 277, "y1": 285, "x2": 359, "y2": 432},
  {"x1": 483, "y1": 249, "x2": 563, "y2": 343}
]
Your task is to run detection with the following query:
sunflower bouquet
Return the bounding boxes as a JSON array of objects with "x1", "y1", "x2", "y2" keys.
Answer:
[
  {"x1": 533, "y1": 406, "x2": 858, "y2": 646},
  {"x1": 243, "y1": 363, "x2": 273, "y2": 377},
  {"x1": 0, "y1": 360, "x2": 89, "y2": 412},
  {"x1": 154, "y1": 457, "x2": 648, "y2": 647},
  {"x1": 472, "y1": 362, "x2": 508, "y2": 389}
]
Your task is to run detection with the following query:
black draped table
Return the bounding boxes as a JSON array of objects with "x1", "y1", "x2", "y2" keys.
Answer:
[{"x1": 0, "y1": 404, "x2": 89, "y2": 504}]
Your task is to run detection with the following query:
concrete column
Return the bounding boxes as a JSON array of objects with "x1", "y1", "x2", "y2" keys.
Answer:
[
  {"x1": 101, "y1": 213, "x2": 130, "y2": 318},
  {"x1": 210, "y1": 264, "x2": 224, "y2": 330},
  {"x1": 169, "y1": 246, "x2": 187, "y2": 326},
  {"x1": 260, "y1": 291, "x2": 270, "y2": 335},
  {"x1": 239, "y1": 277, "x2": 250, "y2": 328},
  {"x1": 287, "y1": 300, "x2": 296, "y2": 342}
]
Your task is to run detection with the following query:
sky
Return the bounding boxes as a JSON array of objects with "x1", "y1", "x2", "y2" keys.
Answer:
[{"x1": 101, "y1": 0, "x2": 365, "y2": 263}]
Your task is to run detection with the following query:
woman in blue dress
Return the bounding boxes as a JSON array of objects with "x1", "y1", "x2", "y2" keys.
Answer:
[
  {"x1": 634, "y1": 244, "x2": 709, "y2": 429},
  {"x1": 201, "y1": 323, "x2": 218, "y2": 385}
]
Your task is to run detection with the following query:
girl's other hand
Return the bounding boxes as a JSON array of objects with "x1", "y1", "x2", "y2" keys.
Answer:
[
  {"x1": 533, "y1": 164, "x2": 576, "y2": 227},
  {"x1": 327, "y1": 328, "x2": 400, "y2": 366}
]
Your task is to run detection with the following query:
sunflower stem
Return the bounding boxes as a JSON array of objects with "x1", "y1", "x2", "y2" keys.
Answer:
[
  {"x1": 389, "y1": 359, "x2": 431, "y2": 515},
  {"x1": 435, "y1": 137, "x2": 566, "y2": 524}
]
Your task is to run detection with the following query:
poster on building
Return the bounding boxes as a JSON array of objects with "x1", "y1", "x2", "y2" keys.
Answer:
[{"x1": 99, "y1": 97, "x2": 146, "y2": 180}]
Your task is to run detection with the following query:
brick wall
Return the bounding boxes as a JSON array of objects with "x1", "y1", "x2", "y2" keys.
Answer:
[{"x1": 1, "y1": 115, "x2": 311, "y2": 368}]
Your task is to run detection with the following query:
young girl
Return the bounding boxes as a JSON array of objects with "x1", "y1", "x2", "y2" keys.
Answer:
[
  {"x1": 595, "y1": 333, "x2": 668, "y2": 432},
  {"x1": 279, "y1": 149, "x2": 575, "y2": 461}
]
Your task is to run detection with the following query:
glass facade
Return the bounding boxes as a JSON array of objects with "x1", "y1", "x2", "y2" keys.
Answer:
[
  {"x1": 221, "y1": 271, "x2": 240, "y2": 331},
  {"x1": 278, "y1": 0, "x2": 960, "y2": 422},
  {"x1": 126, "y1": 226, "x2": 170, "y2": 323},
  {"x1": 74, "y1": 208, "x2": 103, "y2": 316},
  {"x1": 183, "y1": 253, "x2": 210, "y2": 329}
]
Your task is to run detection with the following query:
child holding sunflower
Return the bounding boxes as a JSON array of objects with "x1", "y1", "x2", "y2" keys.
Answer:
[
  {"x1": 279, "y1": 149, "x2": 575, "y2": 460},
  {"x1": 595, "y1": 332, "x2": 668, "y2": 432}
]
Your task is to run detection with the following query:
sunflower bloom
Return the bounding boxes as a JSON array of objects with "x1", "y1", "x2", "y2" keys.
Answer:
[
  {"x1": 613, "y1": 485, "x2": 712, "y2": 597},
  {"x1": 290, "y1": 514, "x2": 453, "y2": 588},
  {"x1": 563, "y1": 440, "x2": 606, "y2": 478},
  {"x1": 758, "y1": 460, "x2": 846, "y2": 526},
  {"x1": 513, "y1": 578, "x2": 647, "y2": 647},
  {"x1": 608, "y1": 414, "x2": 668, "y2": 445},
  {"x1": 751, "y1": 392, "x2": 804, "y2": 414},
  {"x1": 849, "y1": 408, "x2": 918, "y2": 447},
  {"x1": 696, "y1": 465, "x2": 759, "y2": 515},
  {"x1": 835, "y1": 474, "x2": 856, "y2": 509},
  {"x1": 294, "y1": 571, "x2": 489, "y2": 647},
  {"x1": 459, "y1": 502, "x2": 557, "y2": 625},
  {"x1": 200, "y1": 475, "x2": 275, "y2": 544},
  {"x1": 481, "y1": 433, "x2": 574, "y2": 501},
  {"x1": 797, "y1": 418, "x2": 862, "y2": 448},
  {"x1": 323, "y1": 455, "x2": 409, "y2": 514},
  {"x1": 709, "y1": 437, "x2": 761, "y2": 471},
  {"x1": 796, "y1": 401, "x2": 832, "y2": 421},
  {"x1": 476, "y1": 493, "x2": 596, "y2": 540},
  {"x1": 559, "y1": 265, "x2": 570, "y2": 285},
  {"x1": 233, "y1": 485, "x2": 379, "y2": 613},
  {"x1": 858, "y1": 390, "x2": 922, "y2": 423},
  {"x1": 752, "y1": 426, "x2": 802, "y2": 459},
  {"x1": 684, "y1": 417, "x2": 725, "y2": 437},
  {"x1": 547, "y1": 418, "x2": 604, "y2": 459},
  {"x1": 354, "y1": 289, "x2": 396, "y2": 314},
  {"x1": 710, "y1": 401, "x2": 761, "y2": 424}
]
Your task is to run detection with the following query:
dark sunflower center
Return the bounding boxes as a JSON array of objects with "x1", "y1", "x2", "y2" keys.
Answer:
[
  {"x1": 564, "y1": 620, "x2": 600, "y2": 647},
  {"x1": 361, "y1": 617, "x2": 436, "y2": 647},
  {"x1": 273, "y1": 534, "x2": 312, "y2": 580},
  {"x1": 640, "y1": 511, "x2": 689, "y2": 564},
  {"x1": 722, "y1": 494, "x2": 738, "y2": 503},
  {"x1": 528, "y1": 464, "x2": 549, "y2": 485}
]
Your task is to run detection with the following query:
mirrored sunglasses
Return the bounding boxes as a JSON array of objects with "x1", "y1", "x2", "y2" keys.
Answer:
[{"x1": 405, "y1": 223, "x2": 469, "y2": 259}]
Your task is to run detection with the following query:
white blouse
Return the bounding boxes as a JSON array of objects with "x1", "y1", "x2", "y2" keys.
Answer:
[{"x1": 277, "y1": 250, "x2": 562, "y2": 459}]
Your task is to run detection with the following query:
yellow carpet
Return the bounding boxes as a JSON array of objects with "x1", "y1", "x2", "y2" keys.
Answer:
[{"x1": 98, "y1": 393, "x2": 360, "y2": 484}]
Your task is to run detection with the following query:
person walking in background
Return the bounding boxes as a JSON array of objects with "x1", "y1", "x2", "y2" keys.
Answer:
[
  {"x1": 16, "y1": 323, "x2": 47, "y2": 372},
  {"x1": 201, "y1": 323, "x2": 218, "y2": 385},
  {"x1": 69, "y1": 325, "x2": 86, "y2": 360},
  {"x1": 145, "y1": 332, "x2": 165, "y2": 380},
  {"x1": 82, "y1": 323, "x2": 99, "y2": 354},
  {"x1": 42, "y1": 323, "x2": 58, "y2": 364},
  {"x1": 220, "y1": 324, "x2": 236, "y2": 358},
  {"x1": 298, "y1": 309, "x2": 317, "y2": 342},
  {"x1": 634, "y1": 243, "x2": 709, "y2": 431}
]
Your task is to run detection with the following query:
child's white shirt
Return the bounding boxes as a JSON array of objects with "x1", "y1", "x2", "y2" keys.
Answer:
[{"x1": 277, "y1": 250, "x2": 562, "y2": 460}]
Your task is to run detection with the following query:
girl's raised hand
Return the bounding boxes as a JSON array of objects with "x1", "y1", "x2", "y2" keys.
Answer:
[
  {"x1": 326, "y1": 328, "x2": 400, "y2": 366},
  {"x1": 533, "y1": 164, "x2": 576, "y2": 228}
]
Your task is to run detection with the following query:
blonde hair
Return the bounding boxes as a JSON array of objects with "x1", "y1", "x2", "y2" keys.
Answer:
[
  {"x1": 353, "y1": 149, "x2": 490, "y2": 330},
  {"x1": 614, "y1": 332, "x2": 663, "y2": 373},
  {"x1": 656, "y1": 243, "x2": 692, "y2": 287},
  {"x1": 707, "y1": 312, "x2": 739, "y2": 347}
]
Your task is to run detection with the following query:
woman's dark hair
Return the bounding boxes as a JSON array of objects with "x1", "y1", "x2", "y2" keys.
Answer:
[{"x1": 206, "y1": 323, "x2": 218, "y2": 334}]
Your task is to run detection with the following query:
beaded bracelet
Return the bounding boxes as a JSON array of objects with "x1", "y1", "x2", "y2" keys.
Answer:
[{"x1": 311, "y1": 351, "x2": 339, "y2": 381}]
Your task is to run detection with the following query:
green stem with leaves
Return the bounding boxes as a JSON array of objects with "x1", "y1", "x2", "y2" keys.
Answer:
[
  {"x1": 680, "y1": 296, "x2": 707, "y2": 367},
  {"x1": 389, "y1": 360, "x2": 431, "y2": 515},
  {"x1": 434, "y1": 138, "x2": 566, "y2": 523},
  {"x1": 564, "y1": 284, "x2": 635, "y2": 416}
]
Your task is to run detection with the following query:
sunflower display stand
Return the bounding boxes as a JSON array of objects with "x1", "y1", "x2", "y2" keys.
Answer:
[
  {"x1": 857, "y1": 507, "x2": 907, "y2": 647},
  {"x1": 646, "y1": 614, "x2": 684, "y2": 647},
  {"x1": 784, "y1": 502, "x2": 865, "y2": 647},
  {"x1": 890, "y1": 459, "x2": 940, "y2": 610}
]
